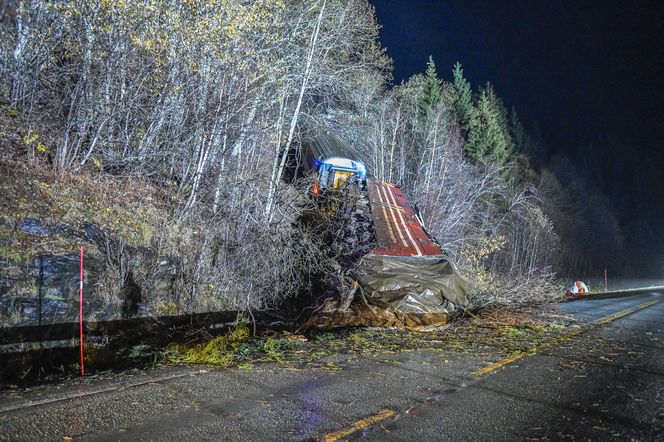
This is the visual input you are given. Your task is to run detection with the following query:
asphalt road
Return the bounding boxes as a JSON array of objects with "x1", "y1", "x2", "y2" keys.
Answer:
[{"x1": 0, "y1": 292, "x2": 662, "y2": 441}]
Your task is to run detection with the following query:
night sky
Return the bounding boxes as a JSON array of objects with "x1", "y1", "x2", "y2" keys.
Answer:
[{"x1": 371, "y1": 0, "x2": 664, "y2": 276}]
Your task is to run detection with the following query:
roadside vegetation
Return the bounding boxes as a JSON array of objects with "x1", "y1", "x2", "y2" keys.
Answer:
[
  {"x1": 162, "y1": 307, "x2": 578, "y2": 371},
  {"x1": 0, "y1": 306, "x2": 582, "y2": 387},
  {"x1": 0, "y1": 0, "x2": 624, "y2": 325}
]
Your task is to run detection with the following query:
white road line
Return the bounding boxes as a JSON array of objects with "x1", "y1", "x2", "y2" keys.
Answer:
[{"x1": 0, "y1": 370, "x2": 202, "y2": 414}]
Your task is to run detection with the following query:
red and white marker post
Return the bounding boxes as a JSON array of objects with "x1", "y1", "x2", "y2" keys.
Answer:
[{"x1": 79, "y1": 246, "x2": 85, "y2": 377}]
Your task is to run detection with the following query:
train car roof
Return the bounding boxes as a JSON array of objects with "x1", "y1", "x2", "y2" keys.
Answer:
[
  {"x1": 368, "y1": 180, "x2": 443, "y2": 257},
  {"x1": 303, "y1": 124, "x2": 357, "y2": 162}
]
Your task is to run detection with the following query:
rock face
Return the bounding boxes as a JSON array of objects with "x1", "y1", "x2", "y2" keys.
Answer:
[
  {"x1": 0, "y1": 216, "x2": 176, "y2": 327},
  {"x1": 121, "y1": 271, "x2": 142, "y2": 319},
  {"x1": 2, "y1": 218, "x2": 86, "y2": 325},
  {"x1": 0, "y1": 158, "x2": 192, "y2": 327}
]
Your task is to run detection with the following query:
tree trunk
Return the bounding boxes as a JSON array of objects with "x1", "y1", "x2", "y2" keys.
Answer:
[{"x1": 264, "y1": 0, "x2": 326, "y2": 224}]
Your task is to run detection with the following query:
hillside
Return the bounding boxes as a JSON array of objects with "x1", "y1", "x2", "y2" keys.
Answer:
[{"x1": 0, "y1": 0, "x2": 624, "y2": 326}]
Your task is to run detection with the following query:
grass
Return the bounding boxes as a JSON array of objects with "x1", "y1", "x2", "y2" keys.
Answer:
[{"x1": 164, "y1": 318, "x2": 305, "y2": 368}]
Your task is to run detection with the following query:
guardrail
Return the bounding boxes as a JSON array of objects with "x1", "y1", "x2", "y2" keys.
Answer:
[
  {"x1": 5, "y1": 286, "x2": 663, "y2": 344},
  {"x1": 0, "y1": 310, "x2": 284, "y2": 348},
  {"x1": 571, "y1": 286, "x2": 664, "y2": 301}
]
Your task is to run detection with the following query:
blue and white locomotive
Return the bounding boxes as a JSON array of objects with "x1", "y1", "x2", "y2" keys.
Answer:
[{"x1": 303, "y1": 126, "x2": 367, "y2": 191}]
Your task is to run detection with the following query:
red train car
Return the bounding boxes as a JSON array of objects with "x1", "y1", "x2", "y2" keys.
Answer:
[{"x1": 367, "y1": 180, "x2": 442, "y2": 257}]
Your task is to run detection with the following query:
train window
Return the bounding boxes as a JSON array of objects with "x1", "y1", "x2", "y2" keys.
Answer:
[{"x1": 333, "y1": 170, "x2": 353, "y2": 189}]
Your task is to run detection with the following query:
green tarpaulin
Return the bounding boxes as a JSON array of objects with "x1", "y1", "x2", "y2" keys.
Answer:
[{"x1": 304, "y1": 254, "x2": 469, "y2": 329}]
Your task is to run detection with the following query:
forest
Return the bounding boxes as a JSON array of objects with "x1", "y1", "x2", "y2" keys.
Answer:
[{"x1": 0, "y1": 0, "x2": 627, "y2": 321}]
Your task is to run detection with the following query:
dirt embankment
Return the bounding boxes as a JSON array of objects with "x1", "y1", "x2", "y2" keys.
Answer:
[{"x1": 0, "y1": 152, "x2": 185, "y2": 327}]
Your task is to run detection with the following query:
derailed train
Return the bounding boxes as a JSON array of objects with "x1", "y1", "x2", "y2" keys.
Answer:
[{"x1": 303, "y1": 126, "x2": 469, "y2": 328}]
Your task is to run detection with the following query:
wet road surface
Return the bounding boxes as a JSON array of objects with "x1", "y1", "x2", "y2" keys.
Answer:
[
  {"x1": 362, "y1": 291, "x2": 664, "y2": 441},
  {"x1": 1, "y1": 292, "x2": 662, "y2": 441}
]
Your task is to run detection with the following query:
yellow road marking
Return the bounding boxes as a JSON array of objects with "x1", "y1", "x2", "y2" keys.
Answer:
[
  {"x1": 321, "y1": 299, "x2": 660, "y2": 440},
  {"x1": 472, "y1": 350, "x2": 533, "y2": 376},
  {"x1": 595, "y1": 299, "x2": 659, "y2": 324},
  {"x1": 472, "y1": 299, "x2": 660, "y2": 377},
  {"x1": 321, "y1": 409, "x2": 396, "y2": 442}
]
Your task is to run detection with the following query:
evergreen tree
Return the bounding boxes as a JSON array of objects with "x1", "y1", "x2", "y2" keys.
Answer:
[
  {"x1": 466, "y1": 82, "x2": 514, "y2": 165},
  {"x1": 510, "y1": 107, "x2": 527, "y2": 153},
  {"x1": 451, "y1": 62, "x2": 473, "y2": 134},
  {"x1": 418, "y1": 56, "x2": 442, "y2": 126}
]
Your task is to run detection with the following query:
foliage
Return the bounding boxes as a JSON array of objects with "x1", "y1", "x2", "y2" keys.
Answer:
[
  {"x1": 166, "y1": 317, "x2": 304, "y2": 367},
  {"x1": 417, "y1": 56, "x2": 442, "y2": 127},
  {"x1": 451, "y1": 62, "x2": 473, "y2": 135},
  {"x1": 129, "y1": 344, "x2": 152, "y2": 359},
  {"x1": 161, "y1": 305, "x2": 576, "y2": 373},
  {"x1": 459, "y1": 235, "x2": 507, "y2": 297},
  {"x1": 2, "y1": 0, "x2": 392, "y2": 314},
  {"x1": 466, "y1": 83, "x2": 514, "y2": 165},
  {"x1": 0, "y1": 0, "x2": 616, "y2": 314},
  {"x1": 172, "y1": 320, "x2": 251, "y2": 366}
]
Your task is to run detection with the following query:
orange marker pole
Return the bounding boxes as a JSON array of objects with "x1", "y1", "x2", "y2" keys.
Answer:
[{"x1": 79, "y1": 246, "x2": 85, "y2": 377}]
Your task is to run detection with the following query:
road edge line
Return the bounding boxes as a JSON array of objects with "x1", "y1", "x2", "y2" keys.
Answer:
[{"x1": 0, "y1": 369, "x2": 202, "y2": 414}]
